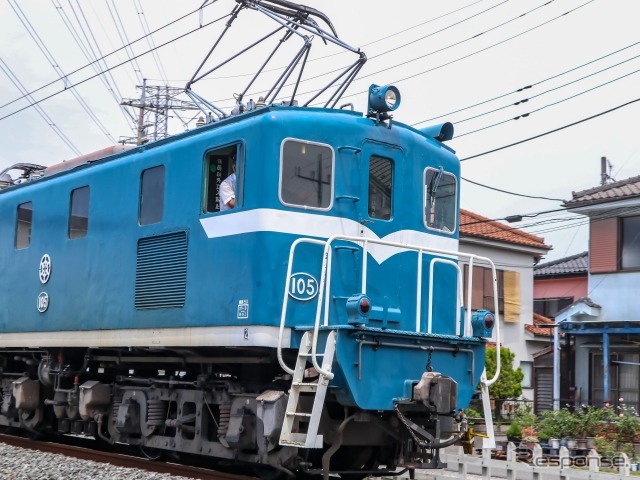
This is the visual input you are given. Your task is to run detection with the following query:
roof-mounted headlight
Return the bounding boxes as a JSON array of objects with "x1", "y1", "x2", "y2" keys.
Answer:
[{"x1": 368, "y1": 84, "x2": 401, "y2": 119}]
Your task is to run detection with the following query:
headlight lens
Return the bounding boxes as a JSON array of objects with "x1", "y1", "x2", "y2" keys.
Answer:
[{"x1": 385, "y1": 89, "x2": 398, "y2": 108}]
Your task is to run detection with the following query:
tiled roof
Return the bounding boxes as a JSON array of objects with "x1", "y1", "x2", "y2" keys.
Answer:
[
  {"x1": 534, "y1": 251, "x2": 588, "y2": 277},
  {"x1": 460, "y1": 209, "x2": 551, "y2": 250},
  {"x1": 525, "y1": 313, "x2": 556, "y2": 336},
  {"x1": 563, "y1": 175, "x2": 640, "y2": 208}
]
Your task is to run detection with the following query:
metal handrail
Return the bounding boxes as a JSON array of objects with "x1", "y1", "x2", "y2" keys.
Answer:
[{"x1": 276, "y1": 234, "x2": 501, "y2": 382}]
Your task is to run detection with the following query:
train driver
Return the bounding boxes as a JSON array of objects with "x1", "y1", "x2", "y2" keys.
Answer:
[{"x1": 219, "y1": 158, "x2": 236, "y2": 211}]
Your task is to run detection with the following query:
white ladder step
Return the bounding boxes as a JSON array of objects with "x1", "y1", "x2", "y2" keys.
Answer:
[
  {"x1": 286, "y1": 412, "x2": 312, "y2": 417},
  {"x1": 291, "y1": 382, "x2": 319, "y2": 392},
  {"x1": 279, "y1": 330, "x2": 336, "y2": 450}
]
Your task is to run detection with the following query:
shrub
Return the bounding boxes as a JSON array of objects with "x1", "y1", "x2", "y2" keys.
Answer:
[
  {"x1": 484, "y1": 346, "x2": 524, "y2": 399},
  {"x1": 537, "y1": 408, "x2": 577, "y2": 439}
]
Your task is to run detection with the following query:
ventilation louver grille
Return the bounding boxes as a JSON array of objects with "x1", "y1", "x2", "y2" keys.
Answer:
[{"x1": 135, "y1": 231, "x2": 188, "y2": 309}]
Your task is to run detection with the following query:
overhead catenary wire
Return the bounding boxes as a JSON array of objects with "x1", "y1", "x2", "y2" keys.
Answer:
[
  {"x1": 0, "y1": 58, "x2": 81, "y2": 156},
  {"x1": 329, "y1": 0, "x2": 597, "y2": 104},
  {"x1": 133, "y1": 0, "x2": 170, "y2": 85},
  {"x1": 0, "y1": 12, "x2": 232, "y2": 123},
  {"x1": 9, "y1": 0, "x2": 116, "y2": 143},
  {"x1": 51, "y1": 0, "x2": 137, "y2": 130},
  {"x1": 216, "y1": 0, "x2": 572, "y2": 107},
  {"x1": 105, "y1": 0, "x2": 145, "y2": 85},
  {"x1": 0, "y1": 2, "x2": 219, "y2": 113}
]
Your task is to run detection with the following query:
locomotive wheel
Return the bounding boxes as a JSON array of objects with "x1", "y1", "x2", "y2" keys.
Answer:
[
  {"x1": 252, "y1": 465, "x2": 288, "y2": 480},
  {"x1": 140, "y1": 446, "x2": 164, "y2": 460},
  {"x1": 330, "y1": 446, "x2": 379, "y2": 480}
]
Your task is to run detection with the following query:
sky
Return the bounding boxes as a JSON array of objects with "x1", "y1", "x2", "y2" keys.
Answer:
[{"x1": 0, "y1": 0, "x2": 639, "y2": 263}]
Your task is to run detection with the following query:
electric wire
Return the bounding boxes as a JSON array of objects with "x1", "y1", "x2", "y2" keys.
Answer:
[
  {"x1": 207, "y1": 0, "x2": 570, "y2": 107},
  {"x1": 106, "y1": 0, "x2": 145, "y2": 85},
  {"x1": 459, "y1": 97, "x2": 640, "y2": 161},
  {"x1": 0, "y1": 58, "x2": 81, "y2": 155},
  {"x1": 461, "y1": 177, "x2": 566, "y2": 202},
  {"x1": 133, "y1": 0, "x2": 170, "y2": 85},
  {"x1": 319, "y1": 0, "x2": 596, "y2": 105},
  {"x1": 452, "y1": 50, "x2": 640, "y2": 126},
  {"x1": 456, "y1": 66, "x2": 640, "y2": 138},
  {"x1": 0, "y1": 2, "x2": 218, "y2": 113},
  {"x1": 415, "y1": 40, "x2": 640, "y2": 124},
  {"x1": 172, "y1": 0, "x2": 495, "y2": 82},
  {"x1": 0, "y1": 12, "x2": 231, "y2": 123},
  {"x1": 8, "y1": 0, "x2": 116, "y2": 143},
  {"x1": 51, "y1": 0, "x2": 137, "y2": 129}
]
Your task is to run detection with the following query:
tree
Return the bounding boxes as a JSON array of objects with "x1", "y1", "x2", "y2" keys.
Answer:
[{"x1": 484, "y1": 346, "x2": 524, "y2": 399}]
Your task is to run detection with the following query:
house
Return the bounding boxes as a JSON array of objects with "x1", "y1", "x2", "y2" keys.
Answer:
[
  {"x1": 555, "y1": 175, "x2": 640, "y2": 411},
  {"x1": 459, "y1": 210, "x2": 552, "y2": 403},
  {"x1": 534, "y1": 251, "x2": 588, "y2": 319}
]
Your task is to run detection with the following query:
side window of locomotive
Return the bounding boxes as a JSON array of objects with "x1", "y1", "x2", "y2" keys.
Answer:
[
  {"x1": 68, "y1": 186, "x2": 90, "y2": 239},
  {"x1": 203, "y1": 144, "x2": 241, "y2": 213},
  {"x1": 15, "y1": 201, "x2": 33, "y2": 249},
  {"x1": 424, "y1": 168, "x2": 456, "y2": 233},
  {"x1": 139, "y1": 165, "x2": 165, "y2": 226},
  {"x1": 368, "y1": 156, "x2": 393, "y2": 220},
  {"x1": 280, "y1": 139, "x2": 333, "y2": 210}
]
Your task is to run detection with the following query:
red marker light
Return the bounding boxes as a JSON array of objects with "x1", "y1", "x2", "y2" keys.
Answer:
[
  {"x1": 359, "y1": 297, "x2": 371, "y2": 315},
  {"x1": 484, "y1": 313, "x2": 494, "y2": 330}
]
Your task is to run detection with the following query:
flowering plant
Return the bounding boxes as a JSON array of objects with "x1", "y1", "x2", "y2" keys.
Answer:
[
  {"x1": 616, "y1": 400, "x2": 639, "y2": 442},
  {"x1": 521, "y1": 426, "x2": 539, "y2": 442}
]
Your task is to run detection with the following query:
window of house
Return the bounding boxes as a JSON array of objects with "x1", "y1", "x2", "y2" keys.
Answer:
[
  {"x1": 368, "y1": 156, "x2": 393, "y2": 220},
  {"x1": 520, "y1": 361, "x2": 533, "y2": 388},
  {"x1": 621, "y1": 216, "x2": 640, "y2": 270},
  {"x1": 280, "y1": 139, "x2": 333, "y2": 210},
  {"x1": 15, "y1": 201, "x2": 33, "y2": 249},
  {"x1": 203, "y1": 144, "x2": 241, "y2": 213},
  {"x1": 533, "y1": 297, "x2": 573, "y2": 319},
  {"x1": 424, "y1": 167, "x2": 456, "y2": 233},
  {"x1": 462, "y1": 266, "x2": 521, "y2": 321},
  {"x1": 592, "y1": 352, "x2": 640, "y2": 409},
  {"x1": 139, "y1": 165, "x2": 165, "y2": 225},
  {"x1": 68, "y1": 186, "x2": 89, "y2": 239},
  {"x1": 463, "y1": 265, "x2": 505, "y2": 313}
]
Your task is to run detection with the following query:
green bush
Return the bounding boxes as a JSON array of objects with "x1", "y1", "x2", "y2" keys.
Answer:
[
  {"x1": 484, "y1": 346, "x2": 524, "y2": 399},
  {"x1": 537, "y1": 408, "x2": 577, "y2": 439}
]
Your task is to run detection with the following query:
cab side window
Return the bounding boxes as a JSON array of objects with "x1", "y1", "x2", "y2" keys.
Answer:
[
  {"x1": 203, "y1": 144, "x2": 241, "y2": 213},
  {"x1": 69, "y1": 186, "x2": 90, "y2": 239},
  {"x1": 368, "y1": 155, "x2": 393, "y2": 220},
  {"x1": 280, "y1": 139, "x2": 333, "y2": 210},
  {"x1": 15, "y1": 201, "x2": 33, "y2": 249},
  {"x1": 424, "y1": 167, "x2": 456, "y2": 233},
  {"x1": 139, "y1": 165, "x2": 165, "y2": 226}
]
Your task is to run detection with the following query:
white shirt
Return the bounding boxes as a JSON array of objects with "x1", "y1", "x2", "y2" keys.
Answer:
[{"x1": 219, "y1": 172, "x2": 236, "y2": 211}]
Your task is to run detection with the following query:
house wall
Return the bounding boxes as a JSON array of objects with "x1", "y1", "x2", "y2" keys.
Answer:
[
  {"x1": 460, "y1": 240, "x2": 541, "y2": 401},
  {"x1": 534, "y1": 277, "x2": 588, "y2": 300},
  {"x1": 588, "y1": 271, "x2": 640, "y2": 320}
]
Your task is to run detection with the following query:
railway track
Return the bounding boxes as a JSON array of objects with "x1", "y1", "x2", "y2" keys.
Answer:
[{"x1": 0, "y1": 430, "x2": 258, "y2": 480}]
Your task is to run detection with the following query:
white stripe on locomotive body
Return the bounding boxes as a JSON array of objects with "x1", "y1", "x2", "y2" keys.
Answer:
[
  {"x1": 199, "y1": 208, "x2": 458, "y2": 264},
  {"x1": 0, "y1": 326, "x2": 289, "y2": 348}
]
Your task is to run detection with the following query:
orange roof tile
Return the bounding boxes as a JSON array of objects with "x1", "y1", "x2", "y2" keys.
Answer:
[
  {"x1": 460, "y1": 209, "x2": 551, "y2": 250},
  {"x1": 525, "y1": 313, "x2": 556, "y2": 336}
]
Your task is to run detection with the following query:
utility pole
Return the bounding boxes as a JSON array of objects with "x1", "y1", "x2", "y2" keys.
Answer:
[
  {"x1": 136, "y1": 79, "x2": 147, "y2": 145},
  {"x1": 600, "y1": 156, "x2": 615, "y2": 185},
  {"x1": 121, "y1": 82, "x2": 203, "y2": 145}
]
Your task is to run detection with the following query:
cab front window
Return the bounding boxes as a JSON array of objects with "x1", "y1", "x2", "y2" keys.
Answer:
[
  {"x1": 424, "y1": 167, "x2": 456, "y2": 233},
  {"x1": 280, "y1": 139, "x2": 333, "y2": 210}
]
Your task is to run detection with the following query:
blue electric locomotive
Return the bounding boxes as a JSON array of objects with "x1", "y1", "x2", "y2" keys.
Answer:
[{"x1": 0, "y1": 1, "x2": 500, "y2": 478}]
